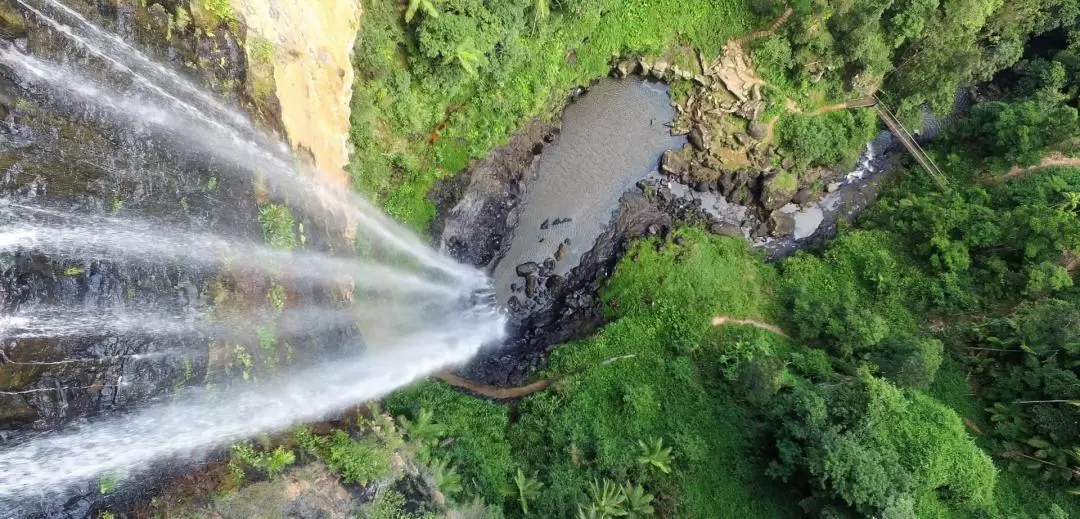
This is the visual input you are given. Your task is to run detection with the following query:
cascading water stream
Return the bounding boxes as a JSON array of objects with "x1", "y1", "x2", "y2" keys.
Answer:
[{"x1": 0, "y1": 0, "x2": 505, "y2": 512}]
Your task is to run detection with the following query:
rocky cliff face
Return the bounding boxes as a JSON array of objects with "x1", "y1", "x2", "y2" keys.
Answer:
[{"x1": 232, "y1": 0, "x2": 362, "y2": 187}]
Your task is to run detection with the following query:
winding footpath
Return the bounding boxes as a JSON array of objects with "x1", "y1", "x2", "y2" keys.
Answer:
[{"x1": 710, "y1": 315, "x2": 791, "y2": 339}]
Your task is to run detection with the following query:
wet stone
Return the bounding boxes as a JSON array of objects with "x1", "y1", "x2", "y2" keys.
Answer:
[
  {"x1": 516, "y1": 262, "x2": 539, "y2": 277},
  {"x1": 525, "y1": 275, "x2": 539, "y2": 298},
  {"x1": 540, "y1": 219, "x2": 550, "y2": 230},
  {"x1": 546, "y1": 275, "x2": 565, "y2": 293},
  {"x1": 543, "y1": 258, "x2": 556, "y2": 270},
  {"x1": 554, "y1": 243, "x2": 568, "y2": 262}
]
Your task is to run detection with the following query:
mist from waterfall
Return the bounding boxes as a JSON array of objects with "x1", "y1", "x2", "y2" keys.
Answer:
[{"x1": 0, "y1": 0, "x2": 504, "y2": 512}]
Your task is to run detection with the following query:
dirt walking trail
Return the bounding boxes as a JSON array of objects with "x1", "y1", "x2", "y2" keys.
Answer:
[
  {"x1": 1004, "y1": 153, "x2": 1080, "y2": 178},
  {"x1": 433, "y1": 371, "x2": 559, "y2": 400},
  {"x1": 711, "y1": 315, "x2": 791, "y2": 339}
]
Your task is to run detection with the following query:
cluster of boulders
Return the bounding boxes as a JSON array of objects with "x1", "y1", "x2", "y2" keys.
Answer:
[
  {"x1": 613, "y1": 50, "x2": 846, "y2": 239},
  {"x1": 506, "y1": 224, "x2": 574, "y2": 313}
]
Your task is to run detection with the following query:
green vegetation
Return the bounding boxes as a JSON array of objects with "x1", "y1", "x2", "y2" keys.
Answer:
[{"x1": 258, "y1": 203, "x2": 297, "y2": 250}]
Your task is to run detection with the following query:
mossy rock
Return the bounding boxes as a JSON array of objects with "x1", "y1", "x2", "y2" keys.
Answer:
[{"x1": 761, "y1": 171, "x2": 797, "y2": 210}]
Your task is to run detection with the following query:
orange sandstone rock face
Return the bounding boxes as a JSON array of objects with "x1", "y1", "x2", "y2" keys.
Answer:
[{"x1": 232, "y1": 0, "x2": 362, "y2": 188}]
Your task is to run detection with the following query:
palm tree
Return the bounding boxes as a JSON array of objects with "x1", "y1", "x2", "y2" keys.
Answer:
[
  {"x1": 453, "y1": 38, "x2": 482, "y2": 76},
  {"x1": 398, "y1": 408, "x2": 443, "y2": 448},
  {"x1": 622, "y1": 483, "x2": 655, "y2": 518},
  {"x1": 636, "y1": 437, "x2": 673, "y2": 474},
  {"x1": 431, "y1": 457, "x2": 463, "y2": 498},
  {"x1": 405, "y1": 0, "x2": 439, "y2": 23},
  {"x1": 586, "y1": 479, "x2": 627, "y2": 517},
  {"x1": 503, "y1": 468, "x2": 543, "y2": 515}
]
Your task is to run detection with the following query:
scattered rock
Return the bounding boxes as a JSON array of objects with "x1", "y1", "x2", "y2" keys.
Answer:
[
  {"x1": 734, "y1": 133, "x2": 750, "y2": 147},
  {"x1": 543, "y1": 258, "x2": 556, "y2": 270},
  {"x1": 563, "y1": 238, "x2": 571, "y2": 245},
  {"x1": 768, "y1": 211, "x2": 796, "y2": 237},
  {"x1": 674, "y1": 236, "x2": 685, "y2": 246},
  {"x1": 516, "y1": 262, "x2": 539, "y2": 277},
  {"x1": 748, "y1": 121, "x2": 767, "y2": 141},
  {"x1": 525, "y1": 275, "x2": 539, "y2": 298},
  {"x1": 753, "y1": 222, "x2": 771, "y2": 238},
  {"x1": 508, "y1": 296, "x2": 523, "y2": 312},
  {"x1": 826, "y1": 181, "x2": 841, "y2": 193},
  {"x1": 552, "y1": 217, "x2": 573, "y2": 225},
  {"x1": 761, "y1": 172, "x2": 798, "y2": 211},
  {"x1": 648, "y1": 224, "x2": 662, "y2": 236},
  {"x1": 540, "y1": 219, "x2": 550, "y2": 230},
  {"x1": 554, "y1": 243, "x2": 568, "y2": 262},
  {"x1": 510, "y1": 282, "x2": 520, "y2": 292},
  {"x1": 781, "y1": 157, "x2": 794, "y2": 170}
]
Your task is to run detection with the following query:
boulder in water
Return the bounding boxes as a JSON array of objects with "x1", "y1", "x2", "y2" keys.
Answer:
[
  {"x1": 768, "y1": 211, "x2": 796, "y2": 237},
  {"x1": 516, "y1": 262, "x2": 539, "y2": 277},
  {"x1": 555, "y1": 243, "x2": 568, "y2": 262},
  {"x1": 525, "y1": 275, "x2": 539, "y2": 298}
]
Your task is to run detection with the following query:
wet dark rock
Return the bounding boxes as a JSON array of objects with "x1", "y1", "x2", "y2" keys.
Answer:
[
  {"x1": 508, "y1": 296, "x2": 523, "y2": 313},
  {"x1": 674, "y1": 236, "x2": 685, "y2": 246},
  {"x1": 688, "y1": 127, "x2": 707, "y2": 150},
  {"x1": 794, "y1": 188, "x2": 814, "y2": 206},
  {"x1": 545, "y1": 275, "x2": 565, "y2": 293},
  {"x1": 525, "y1": 275, "x2": 539, "y2": 298},
  {"x1": 748, "y1": 121, "x2": 767, "y2": 140},
  {"x1": 554, "y1": 243, "x2": 567, "y2": 262},
  {"x1": 552, "y1": 217, "x2": 572, "y2": 225},
  {"x1": 516, "y1": 262, "x2": 539, "y2": 277},
  {"x1": 510, "y1": 283, "x2": 520, "y2": 292},
  {"x1": 658, "y1": 185, "x2": 675, "y2": 203},
  {"x1": 694, "y1": 181, "x2": 709, "y2": 192},
  {"x1": 563, "y1": 238, "x2": 571, "y2": 245},
  {"x1": 540, "y1": 219, "x2": 550, "y2": 230},
  {"x1": 543, "y1": 258, "x2": 556, "y2": 270}
]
